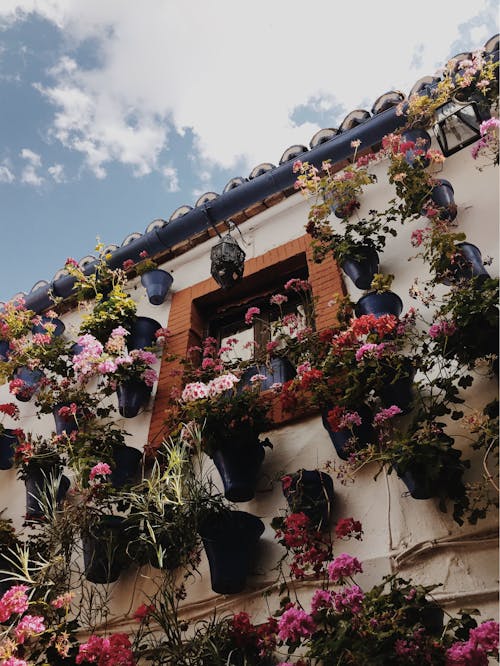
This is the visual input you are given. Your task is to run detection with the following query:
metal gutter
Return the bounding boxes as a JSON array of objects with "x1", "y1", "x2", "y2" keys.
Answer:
[{"x1": 25, "y1": 106, "x2": 407, "y2": 313}]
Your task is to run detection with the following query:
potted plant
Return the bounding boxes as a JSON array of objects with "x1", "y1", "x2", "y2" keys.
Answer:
[
  {"x1": 170, "y1": 376, "x2": 273, "y2": 502},
  {"x1": 123, "y1": 250, "x2": 174, "y2": 306},
  {"x1": 198, "y1": 508, "x2": 265, "y2": 594},
  {"x1": 354, "y1": 273, "x2": 403, "y2": 318},
  {"x1": 0, "y1": 402, "x2": 21, "y2": 470},
  {"x1": 281, "y1": 469, "x2": 334, "y2": 531},
  {"x1": 13, "y1": 434, "x2": 70, "y2": 521}
]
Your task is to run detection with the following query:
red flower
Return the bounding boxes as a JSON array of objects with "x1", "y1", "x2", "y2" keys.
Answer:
[{"x1": 335, "y1": 517, "x2": 363, "y2": 540}]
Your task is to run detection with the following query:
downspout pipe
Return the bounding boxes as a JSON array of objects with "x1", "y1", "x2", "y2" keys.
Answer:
[{"x1": 24, "y1": 106, "x2": 407, "y2": 313}]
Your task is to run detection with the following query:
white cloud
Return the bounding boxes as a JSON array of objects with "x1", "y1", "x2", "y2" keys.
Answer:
[
  {"x1": 20, "y1": 147, "x2": 41, "y2": 167},
  {"x1": 0, "y1": 163, "x2": 15, "y2": 183},
  {"x1": 48, "y1": 163, "x2": 65, "y2": 182},
  {"x1": 161, "y1": 166, "x2": 179, "y2": 193},
  {"x1": 19, "y1": 148, "x2": 43, "y2": 185},
  {"x1": 1, "y1": 1, "x2": 498, "y2": 181}
]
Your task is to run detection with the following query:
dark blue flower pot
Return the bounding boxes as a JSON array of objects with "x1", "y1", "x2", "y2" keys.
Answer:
[
  {"x1": 53, "y1": 403, "x2": 79, "y2": 436},
  {"x1": 111, "y1": 445, "x2": 142, "y2": 488},
  {"x1": 212, "y1": 440, "x2": 266, "y2": 502},
  {"x1": 25, "y1": 466, "x2": 70, "y2": 520},
  {"x1": 354, "y1": 291, "x2": 403, "y2": 319},
  {"x1": 341, "y1": 246, "x2": 380, "y2": 290},
  {"x1": 282, "y1": 469, "x2": 334, "y2": 530},
  {"x1": 127, "y1": 316, "x2": 161, "y2": 350},
  {"x1": 51, "y1": 274, "x2": 76, "y2": 299},
  {"x1": 141, "y1": 269, "x2": 174, "y2": 306},
  {"x1": 13, "y1": 367, "x2": 44, "y2": 402},
  {"x1": 82, "y1": 516, "x2": 126, "y2": 584},
  {"x1": 239, "y1": 357, "x2": 296, "y2": 391},
  {"x1": 397, "y1": 465, "x2": 434, "y2": 499},
  {"x1": 199, "y1": 511, "x2": 265, "y2": 594},
  {"x1": 32, "y1": 316, "x2": 65, "y2": 337},
  {"x1": 442, "y1": 242, "x2": 491, "y2": 285},
  {"x1": 0, "y1": 340, "x2": 10, "y2": 361},
  {"x1": 429, "y1": 179, "x2": 457, "y2": 221},
  {"x1": 116, "y1": 380, "x2": 152, "y2": 418},
  {"x1": 0, "y1": 429, "x2": 18, "y2": 470},
  {"x1": 322, "y1": 405, "x2": 375, "y2": 461}
]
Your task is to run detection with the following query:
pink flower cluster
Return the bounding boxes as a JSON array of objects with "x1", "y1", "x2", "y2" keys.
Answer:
[
  {"x1": 429, "y1": 320, "x2": 457, "y2": 339},
  {"x1": 277, "y1": 606, "x2": 316, "y2": 643},
  {"x1": 14, "y1": 614, "x2": 46, "y2": 644},
  {"x1": 245, "y1": 307, "x2": 260, "y2": 325},
  {"x1": 446, "y1": 621, "x2": 499, "y2": 665},
  {"x1": 373, "y1": 405, "x2": 402, "y2": 426},
  {"x1": 331, "y1": 585, "x2": 364, "y2": 613},
  {"x1": 0, "y1": 585, "x2": 30, "y2": 623},
  {"x1": 89, "y1": 462, "x2": 112, "y2": 481},
  {"x1": 181, "y1": 373, "x2": 240, "y2": 402},
  {"x1": 76, "y1": 632, "x2": 136, "y2": 665},
  {"x1": 355, "y1": 342, "x2": 386, "y2": 361},
  {"x1": 327, "y1": 553, "x2": 363, "y2": 582}
]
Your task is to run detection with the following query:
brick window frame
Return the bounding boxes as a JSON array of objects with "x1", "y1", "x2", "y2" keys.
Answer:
[{"x1": 147, "y1": 234, "x2": 346, "y2": 450}]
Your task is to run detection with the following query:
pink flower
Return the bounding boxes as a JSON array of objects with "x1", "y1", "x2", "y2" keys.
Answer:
[
  {"x1": 296, "y1": 362, "x2": 311, "y2": 377},
  {"x1": 133, "y1": 604, "x2": 155, "y2": 621},
  {"x1": 310, "y1": 589, "x2": 333, "y2": 615},
  {"x1": 355, "y1": 343, "x2": 378, "y2": 361},
  {"x1": 65, "y1": 257, "x2": 79, "y2": 267},
  {"x1": 245, "y1": 307, "x2": 260, "y2": 325},
  {"x1": 122, "y1": 259, "x2": 135, "y2": 270},
  {"x1": 429, "y1": 320, "x2": 457, "y2": 339},
  {"x1": 3, "y1": 659, "x2": 28, "y2": 666},
  {"x1": 270, "y1": 294, "x2": 288, "y2": 306},
  {"x1": 181, "y1": 382, "x2": 210, "y2": 402},
  {"x1": 0, "y1": 585, "x2": 29, "y2": 621},
  {"x1": 14, "y1": 614, "x2": 46, "y2": 644},
  {"x1": 327, "y1": 554, "x2": 363, "y2": 582},
  {"x1": 89, "y1": 462, "x2": 112, "y2": 481},
  {"x1": 139, "y1": 250, "x2": 149, "y2": 259},
  {"x1": 338, "y1": 411, "x2": 362, "y2": 429},
  {"x1": 446, "y1": 640, "x2": 488, "y2": 665},
  {"x1": 207, "y1": 373, "x2": 239, "y2": 396},
  {"x1": 143, "y1": 368, "x2": 158, "y2": 387},
  {"x1": 111, "y1": 326, "x2": 130, "y2": 338},
  {"x1": 51, "y1": 592, "x2": 74, "y2": 610},
  {"x1": 373, "y1": 405, "x2": 402, "y2": 426},
  {"x1": 469, "y1": 621, "x2": 499, "y2": 652},
  {"x1": 277, "y1": 606, "x2": 316, "y2": 642},
  {"x1": 332, "y1": 585, "x2": 364, "y2": 613},
  {"x1": 249, "y1": 374, "x2": 267, "y2": 383}
]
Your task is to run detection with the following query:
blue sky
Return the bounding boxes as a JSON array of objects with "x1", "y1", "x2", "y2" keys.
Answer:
[{"x1": 0, "y1": 0, "x2": 497, "y2": 302}]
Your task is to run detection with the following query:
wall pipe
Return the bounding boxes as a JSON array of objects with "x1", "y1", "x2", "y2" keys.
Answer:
[{"x1": 24, "y1": 106, "x2": 407, "y2": 313}]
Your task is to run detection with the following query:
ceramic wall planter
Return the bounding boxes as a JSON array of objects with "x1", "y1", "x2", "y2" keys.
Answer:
[
  {"x1": 116, "y1": 379, "x2": 152, "y2": 418},
  {"x1": 82, "y1": 516, "x2": 126, "y2": 584},
  {"x1": 429, "y1": 179, "x2": 457, "y2": 221},
  {"x1": 0, "y1": 340, "x2": 10, "y2": 361},
  {"x1": 52, "y1": 403, "x2": 79, "y2": 436},
  {"x1": 331, "y1": 199, "x2": 359, "y2": 219},
  {"x1": 341, "y1": 246, "x2": 380, "y2": 290},
  {"x1": 141, "y1": 269, "x2": 174, "y2": 306},
  {"x1": 282, "y1": 469, "x2": 334, "y2": 530},
  {"x1": 198, "y1": 511, "x2": 265, "y2": 594},
  {"x1": 24, "y1": 466, "x2": 70, "y2": 520},
  {"x1": 127, "y1": 316, "x2": 161, "y2": 350},
  {"x1": 442, "y1": 242, "x2": 491, "y2": 285},
  {"x1": 212, "y1": 439, "x2": 266, "y2": 502},
  {"x1": 239, "y1": 357, "x2": 296, "y2": 392},
  {"x1": 13, "y1": 367, "x2": 44, "y2": 402},
  {"x1": 111, "y1": 445, "x2": 142, "y2": 488},
  {"x1": 321, "y1": 405, "x2": 375, "y2": 461},
  {"x1": 354, "y1": 291, "x2": 403, "y2": 319},
  {"x1": 0, "y1": 429, "x2": 18, "y2": 470}
]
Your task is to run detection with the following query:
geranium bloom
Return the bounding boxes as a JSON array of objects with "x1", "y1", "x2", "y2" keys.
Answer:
[
  {"x1": 270, "y1": 293, "x2": 288, "y2": 306},
  {"x1": 327, "y1": 554, "x2": 363, "y2": 582},
  {"x1": 2, "y1": 658, "x2": 28, "y2": 666},
  {"x1": 245, "y1": 307, "x2": 260, "y2": 324},
  {"x1": 446, "y1": 640, "x2": 488, "y2": 665},
  {"x1": 373, "y1": 405, "x2": 402, "y2": 426},
  {"x1": 335, "y1": 517, "x2": 363, "y2": 540},
  {"x1": 429, "y1": 320, "x2": 457, "y2": 339},
  {"x1": 332, "y1": 585, "x2": 364, "y2": 613},
  {"x1": 277, "y1": 606, "x2": 316, "y2": 642},
  {"x1": 51, "y1": 592, "x2": 74, "y2": 610},
  {"x1": 207, "y1": 373, "x2": 239, "y2": 396},
  {"x1": 89, "y1": 462, "x2": 112, "y2": 481},
  {"x1": 181, "y1": 382, "x2": 210, "y2": 402},
  {"x1": 133, "y1": 604, "x2": 155, "y2": 621},
  {"x1": 143, "y1": 368, "x2": 158, "y2": 387},
  {"x1": 310, "y1": 589, "x2": 333, "y2": 615},
  {"x1": 469, "y1": 621, "x2": 499, "y2": 652},
  {"x1": 122, "y1": 259, "x2": 135, "y2": 270},
  {"x1": 249, "y1": 374, "x2": 267, "y2": 383},
  {"x1": 14, "y1": 614, "x2": 46, "y2": 644},
  {"x1": 0, "y1": 585, "x2": 29, "y2": 621},
  {"x1": 0, "y1": 403, "x2": 19, "y2": 418}
]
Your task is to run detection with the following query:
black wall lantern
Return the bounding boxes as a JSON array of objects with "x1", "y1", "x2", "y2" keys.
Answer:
[
  {"x1": 210, "y1": 231, "x2": 246, "y2": 290},
  {"x1": 433, "y1": 99, "x2": 483, "y2": 156}
]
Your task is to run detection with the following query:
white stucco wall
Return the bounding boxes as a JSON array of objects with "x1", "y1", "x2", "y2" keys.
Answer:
[{"x1": 0, "y1": 139, "x2": 497, "y2": 640}]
